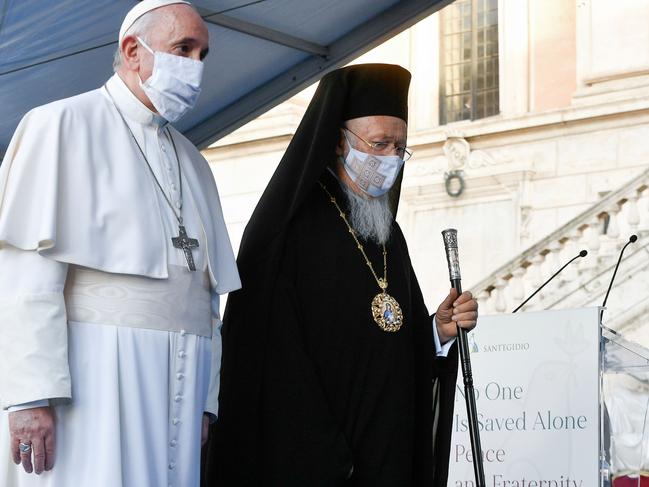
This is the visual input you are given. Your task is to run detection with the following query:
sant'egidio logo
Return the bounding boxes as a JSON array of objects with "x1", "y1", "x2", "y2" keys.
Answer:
[
  {"x1": 469, "y1": 332, "x2": 531, "y2": 353},
  {"x1": 482, "y1": 341, "x2": 530, "y2": 353}
]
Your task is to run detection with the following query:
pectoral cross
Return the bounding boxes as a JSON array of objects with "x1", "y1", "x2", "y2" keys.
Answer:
[{"x1": 172, "y1": 225, "x2": 199, "y2": 271}]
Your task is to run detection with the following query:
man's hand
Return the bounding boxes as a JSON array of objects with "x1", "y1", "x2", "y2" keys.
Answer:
[
  {"x1": 202, "y1": 413, "x2": 210, "y2": 446},
  {"x1": 435, "y1": 288, "x2": 478, "y2": 344},
  {"x1": 8, "y1": 407, "x2": 56, "y2": 475}
]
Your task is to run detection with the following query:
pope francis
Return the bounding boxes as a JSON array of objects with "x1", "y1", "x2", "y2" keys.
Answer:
[{"x1": 0, "y1": 1, "x2": 240, "y2": 486}]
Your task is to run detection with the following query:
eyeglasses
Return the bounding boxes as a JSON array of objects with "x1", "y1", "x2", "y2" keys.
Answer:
[{"x1": 343, "y1": 127, "x2": 413, "y2": 161}]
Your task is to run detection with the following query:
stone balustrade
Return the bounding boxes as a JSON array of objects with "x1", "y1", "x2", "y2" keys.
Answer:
[{"x1": 471, "y1": 167, "x2": 649, "y2": 315}]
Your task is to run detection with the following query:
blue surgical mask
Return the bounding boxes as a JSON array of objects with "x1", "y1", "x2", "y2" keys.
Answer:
[{"x1": 341, "y1": 132, "x2": 404, "y2": 197}]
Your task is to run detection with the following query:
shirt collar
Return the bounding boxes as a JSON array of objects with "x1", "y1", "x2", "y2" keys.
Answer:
[{"x1": 105, "y1": 74, "x2": 168, "y2": 129}]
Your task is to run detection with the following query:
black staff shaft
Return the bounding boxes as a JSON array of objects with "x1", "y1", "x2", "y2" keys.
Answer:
[
  {"x1": 442, "y1": 229, "x2": 485, "y2": 487},
  {"x1": 451, "y1": 277, "x2": 485, "y2": 486}
]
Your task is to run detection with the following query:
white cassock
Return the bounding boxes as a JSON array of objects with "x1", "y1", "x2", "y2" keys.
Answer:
[{"x1": 0, "y1": 74, "x2": 241, "y2": 487}]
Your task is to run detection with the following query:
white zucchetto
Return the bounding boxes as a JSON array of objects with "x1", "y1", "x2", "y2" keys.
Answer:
[{"x1": 119, "y1": 0, "x2": 191, "y2": 42}]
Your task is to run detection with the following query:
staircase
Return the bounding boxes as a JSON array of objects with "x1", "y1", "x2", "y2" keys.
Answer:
[{"x1": 470, "y1": 166, "x2": 649, "y2": 341}]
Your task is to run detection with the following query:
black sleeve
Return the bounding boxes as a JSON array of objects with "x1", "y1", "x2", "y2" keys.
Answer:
[
  {"x1": 431, "y1": 339, "x2": 458, "y2": 485},
  {"x1": 408, "y1": 265, "x2": 459, "y2": 487},
  {"x1": 428, "y1": 312, "x2": 460, "y2": 486}
]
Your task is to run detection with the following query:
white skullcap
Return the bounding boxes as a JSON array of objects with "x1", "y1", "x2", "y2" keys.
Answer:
[{"x1": 119, "y1": 0, "x2": 191, "y2": 43}]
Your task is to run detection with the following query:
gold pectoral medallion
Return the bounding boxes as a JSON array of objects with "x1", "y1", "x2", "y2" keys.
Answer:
[
  {"x1": 320, "y1": 182, "x2": 405, "y2": 333},
  {"x1": 371, "y1": 292, "x2": 403, "y2": 332}
]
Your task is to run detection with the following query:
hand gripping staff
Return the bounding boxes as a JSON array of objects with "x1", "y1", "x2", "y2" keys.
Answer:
[{"x1": 441, "y1": 229, "x2": 485, "y2": 486}]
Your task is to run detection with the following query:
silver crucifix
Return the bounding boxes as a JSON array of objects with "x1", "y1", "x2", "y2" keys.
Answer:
[{"x1": 172, "y1": 225, "x2": 199, "y2": 271}]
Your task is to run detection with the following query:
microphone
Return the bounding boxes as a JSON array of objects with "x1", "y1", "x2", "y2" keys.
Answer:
[
  {"x1": 600, "y1": 235, "x2": 638, "y2": 322},
  {"x1": 512, "y1": 249, "x2": 588, "y2": 313},
  {"x1": 442, "y1": 229, "x2": 486, "y2": 487}
]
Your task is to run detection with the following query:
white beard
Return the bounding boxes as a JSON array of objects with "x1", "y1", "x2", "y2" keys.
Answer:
[{"x1": 342, "y1": 184, "x2": 394, "y2": 245}]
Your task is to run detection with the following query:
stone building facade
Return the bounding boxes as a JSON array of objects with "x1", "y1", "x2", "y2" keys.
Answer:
[{"x1": 204, "y1": 0, "x2": 649, "y2": 349}]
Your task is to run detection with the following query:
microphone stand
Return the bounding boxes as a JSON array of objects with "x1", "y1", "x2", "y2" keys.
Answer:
[
  {"x1": 600, "y1": 235, "x2": 638, "y2": 323},
  {"x1": 442, "y1": 229, "x2": 485, "y2": 487},
  {"x1": 512, "y1": 250, "x2": 588, "y2": 313}
]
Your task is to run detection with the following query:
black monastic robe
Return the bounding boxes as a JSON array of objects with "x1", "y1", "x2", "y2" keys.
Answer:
[
  {"x1": 209, "y1": 171, "x2": 457, "y2": 486},
  {"x1": 205, "y1": 64, "x2": 458, "y2": 487}
]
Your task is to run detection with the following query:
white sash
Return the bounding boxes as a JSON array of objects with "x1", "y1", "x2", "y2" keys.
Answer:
[{"x1": 64, "y1": 265, "x2": 212, "y2": 337}]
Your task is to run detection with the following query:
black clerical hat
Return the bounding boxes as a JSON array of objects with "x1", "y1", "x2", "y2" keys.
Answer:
[{"x1": 341, "y1": 64, "x2": 411, "y2": 123}]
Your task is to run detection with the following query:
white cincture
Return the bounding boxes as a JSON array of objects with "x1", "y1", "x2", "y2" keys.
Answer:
[{"x1": 64, "y1": 265, "x2": 212, "y2": 337}]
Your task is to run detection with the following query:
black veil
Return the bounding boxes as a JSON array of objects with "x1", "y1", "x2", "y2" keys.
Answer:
[{"x1": 239, "y1": 63, "x2": 410, "y2": 263}]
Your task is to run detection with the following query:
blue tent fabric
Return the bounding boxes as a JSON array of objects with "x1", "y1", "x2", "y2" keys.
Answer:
[{"x1": 0, "y1": 0, "x2": 449, "y2": 156}]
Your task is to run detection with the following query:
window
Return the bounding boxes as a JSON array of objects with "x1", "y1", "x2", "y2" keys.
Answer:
[{"x1": 440, "y1": 0, "x2": 499, "y2": 124}]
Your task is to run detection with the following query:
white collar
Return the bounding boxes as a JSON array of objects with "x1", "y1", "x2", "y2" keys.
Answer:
[{"x1": 105, "y1": 74, "x2": 168, "y2": 129}]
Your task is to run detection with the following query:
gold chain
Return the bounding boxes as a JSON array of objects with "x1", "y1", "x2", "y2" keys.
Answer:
[{"x1": 320, "y1": 183, "x2": 388, "y2": 291}]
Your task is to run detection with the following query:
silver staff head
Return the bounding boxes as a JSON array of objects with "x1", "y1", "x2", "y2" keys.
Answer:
[{"x1": 442, "y1": 228, "x2": 461, "y2": 280}]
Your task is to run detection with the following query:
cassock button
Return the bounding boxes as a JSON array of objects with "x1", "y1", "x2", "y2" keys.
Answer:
[
  {"x1": 176, "y1": 373, "x2": 184, "y2": 380},
  {"x1": 178, "y1": 350, "x2": 186, "y2": 359},
  {"x1": 172, "y1": 418, "x2": 180, "y2": 425},
  {"x1": 174, "y1": 395, "x2": 182, "y2": 403},
  {"x1": 180, "y1": 329, "x2": 187, "y2": 337},
  {"x1": 170, "y1": 439, "x2": 177, "y2": 447},
  {"x1": 161, "y1": 144, "x2": 167, "y2": 153},
  {"x1": 168, "y1": 462, "x2": 176, "y2": 470}
]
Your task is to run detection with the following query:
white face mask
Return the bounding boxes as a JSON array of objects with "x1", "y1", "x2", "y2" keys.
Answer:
[
  {"x1": 137, "y1": 37, "x2": 204, "y2": 122},
  {"x1": 341, "y1": 132, "x2": 405, "y2": 197}
]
